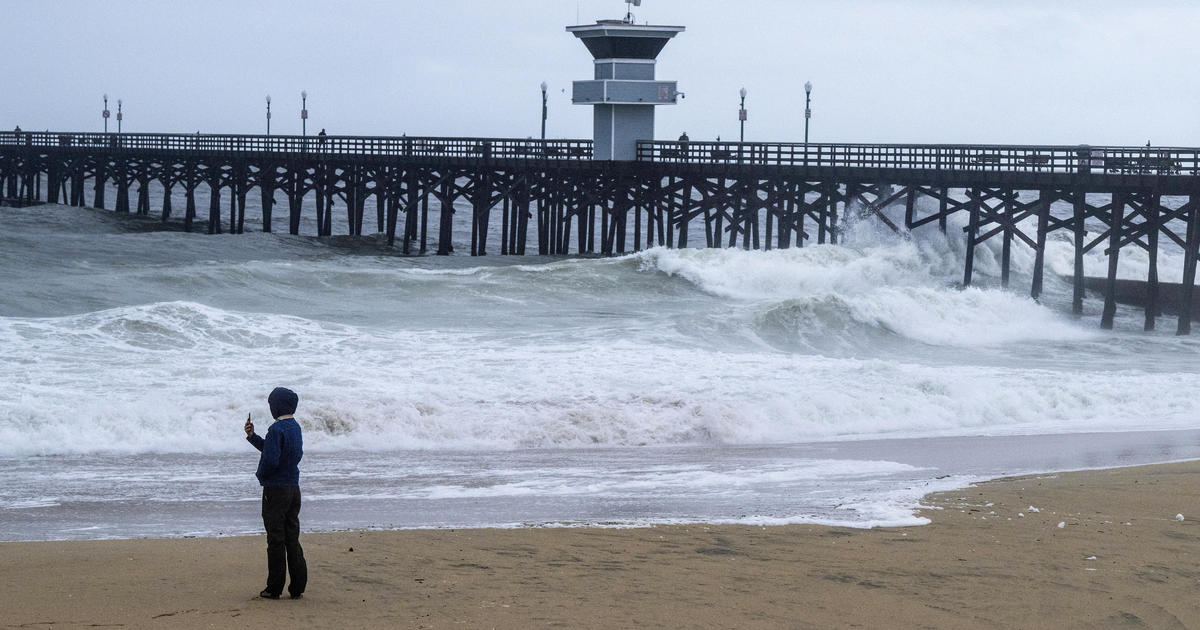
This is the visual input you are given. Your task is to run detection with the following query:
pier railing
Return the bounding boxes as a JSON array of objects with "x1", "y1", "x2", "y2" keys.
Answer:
[
  {"x1": 0, "y1": 131, "x2": 593, "y2": 160},
  {"x1": 5, "y1": 131, "x2": 1200, "y2": 176},
  {"x1": 636, "y1": 141, "x2": 1200, "y2": 176}
]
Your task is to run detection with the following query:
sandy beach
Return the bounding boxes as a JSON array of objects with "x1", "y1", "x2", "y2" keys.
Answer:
[{"x1": 3, "y1": 461, "x2": 1199, "y2": 629}]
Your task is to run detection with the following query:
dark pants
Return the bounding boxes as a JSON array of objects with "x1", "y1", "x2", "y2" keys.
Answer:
[{"x1": 261, "y1": 485, "x2": 307, "y2": 596}]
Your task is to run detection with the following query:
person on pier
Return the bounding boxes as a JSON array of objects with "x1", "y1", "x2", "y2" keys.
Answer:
[{"x1": 244, "y1": 387, "x2": 308, "y2": 600}]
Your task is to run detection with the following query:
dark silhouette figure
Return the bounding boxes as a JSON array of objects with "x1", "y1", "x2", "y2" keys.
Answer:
[{"x1": 244, "y1": 387, "x2": 308, "y2": 600}]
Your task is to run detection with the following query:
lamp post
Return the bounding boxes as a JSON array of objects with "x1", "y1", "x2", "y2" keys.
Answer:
[
  {"x1": 540, "y1": 81, "x2": 548, "y2": 141},
  {"x1": 804, "y1": 81, "x2": 812, "y2": 144},
  {"x1": 117, "y1": 99, "x2": 123, "y2": 134},
  {"x1": 266, "y1": 95, "x2": 272, "y2": 136},
  {"x1": 738, "y1": 87, "x2": 747, "y2": 143},
  {"x1": 102, "y1": 94, "x2": 110, "y2": 133},
  {"x1": 300, "y1": 90, "x2": 308, "y2": 137}
]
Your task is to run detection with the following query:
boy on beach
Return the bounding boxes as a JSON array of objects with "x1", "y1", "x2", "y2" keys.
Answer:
[{"x1": 244, "y1": 387, "x2": 308, "y2": 600}]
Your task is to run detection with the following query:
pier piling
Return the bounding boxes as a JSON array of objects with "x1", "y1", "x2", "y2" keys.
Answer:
[{"x1": 4, "y1": 132, "x2": 1200, "y2": 331}]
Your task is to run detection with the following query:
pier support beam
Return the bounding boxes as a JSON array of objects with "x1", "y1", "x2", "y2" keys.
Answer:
[
  {"x1": 207, "y1": 180, "x2": 222, "y2": 235},
  {"x1": 260, "y1": 165, "x2": 275, "y2": 233},
  {"x1": 46, "y1": 163, "x2": 59, "y2": 204},
  {"x1": 137, "y1": 180, "x2": 149, "y2": 215},
  {"x1": 1000, "y1": 190, "x2": 1015, "y2": 288},
  {"x1": 1072, "y1": 191, "x2": 1087, "y2": 315},
  {"x1": 1030, "y1": 191, "x2": 1051, "y2": 300},
  {"x1": 288, "y1": 172, "x2": 303, "y2": 236},
  {"x1": 314, "y1": 167, "x2": 327, "y2": 237},
  {"x1": 184, "y1": 182, "x2": 197, "y2": 233},
  {"x1": 385, "y1": 178, "x2": 401, "y2": 248},
  {"x1": 1101, "y1": 192, "x2": 1125, "y2": 330},
  {"x1": 70, "y1": 166, "x2": 84, "y2": 207},
  {"x1": 437, "y1": 179, "x2": 453, "y2": 256},
  {"x1": 161, "y1": 180, "x2": 173, "y2": 223},
  {"x1": 376, "y1": 176, "x2": 386, "y2": 234},
  {"x1": 1144, "y1": 192, "x2": 1161, "y2": 331},
  {"x1": 115, "y1": 165, "x2": 129, "y2": 213},
  {"x1": 963, "y1": 188, "x2": 980, "y2": 287},
  {"x1": 93, "y1": 163, "x2": 107, "y2": 209},
  {"x1": 1178, "y1": 194, "x2": 1199, "y2": 335}
]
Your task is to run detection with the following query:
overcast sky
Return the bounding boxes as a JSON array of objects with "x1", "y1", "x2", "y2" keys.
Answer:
[{"x1": 3, "y1": 0, "x2": 1198, "y2": 146}]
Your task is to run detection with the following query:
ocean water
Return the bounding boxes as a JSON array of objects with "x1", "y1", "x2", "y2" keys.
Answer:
[{"x1": 2, "y1": 186, "x2": 1199, "y2": 541}]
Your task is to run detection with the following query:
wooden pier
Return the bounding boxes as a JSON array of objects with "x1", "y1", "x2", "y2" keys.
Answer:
[{"x1": 2, "y1": 130, "x2": 1199, "y2": 333}]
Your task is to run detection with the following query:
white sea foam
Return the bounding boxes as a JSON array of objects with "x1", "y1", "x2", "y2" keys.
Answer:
[
  {"x1": 5, "y1": 201, "x2": 1200, "y2": 540},
  {"x1": 635, "y1": 245, "x2": 1095, "y2": 347},
  {"x1": 1, "y1": 297, "x2": 1197, "y2": 457},
  {"x1": 2, "y1": 201, "x2": 1198, "y2": 461},
  {"x1": 413, "y1": 459, "x2": 922, "y2": 500}
]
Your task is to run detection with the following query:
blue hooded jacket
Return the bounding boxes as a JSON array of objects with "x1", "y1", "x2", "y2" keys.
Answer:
[{"x1": 247, "y1": 417, "x2": 303, "y2": 487}]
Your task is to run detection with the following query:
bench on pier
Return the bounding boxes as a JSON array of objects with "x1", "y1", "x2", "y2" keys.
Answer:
[
  {"x1": 1021, "y1": 154, "x2": 1050, "y2": 169},
  {"x1": 1104, "y1": 157, "x2": 1182, "y2": 175}
]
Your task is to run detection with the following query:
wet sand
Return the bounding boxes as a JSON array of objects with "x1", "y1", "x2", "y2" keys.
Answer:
[{"x1": 3, "y1": 461, "x2": 1199, "y2": 629}]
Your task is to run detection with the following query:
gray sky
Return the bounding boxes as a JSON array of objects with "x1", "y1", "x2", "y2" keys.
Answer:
[{"x1": 3, "y1": 0, "x2": 1198, "y2": 146}]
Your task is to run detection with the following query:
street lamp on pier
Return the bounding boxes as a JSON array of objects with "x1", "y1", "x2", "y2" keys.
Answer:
[
  {"x1": 266, "y1": 95, "x2": 272, "y2": 136},
  {"x1": 540, "y1": 81, "x2": 548, "y2": 141},
  {"x1": 117, "y1": 99, "x2": 123, "y2": 134},
  {"x1": 738, "y1": 87, "x2": 747, "y2": 143},
  {"x1": 301, "y1": 90, "x2": 308, "y2": 137},
  {"x1": 102, "y1": 94, "x2": 110, "y2": 133},
  {"x1": 804, "y1": 81, "x2": 812, "y2": 144}
]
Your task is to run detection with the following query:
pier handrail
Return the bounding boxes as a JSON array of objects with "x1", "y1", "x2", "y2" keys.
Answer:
[
  {"x1": 0, "y1": 131, "x2": 594, "y2": 161},
  {"x1": 3, "y1": 131, "x2": 1199, "y2": 176},
  {"x1": 636, "y1": 140, "x2": 1200, "y2": 176}
]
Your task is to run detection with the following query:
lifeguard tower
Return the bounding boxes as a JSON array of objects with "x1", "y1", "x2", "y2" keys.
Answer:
[{"x1": 567, "y1": 1, "x2": 684, "y2": 161}]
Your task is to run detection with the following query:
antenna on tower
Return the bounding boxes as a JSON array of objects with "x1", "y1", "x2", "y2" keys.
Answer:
[{"x1": 624, "y1": 0, "x2": 641, "y2": 24}]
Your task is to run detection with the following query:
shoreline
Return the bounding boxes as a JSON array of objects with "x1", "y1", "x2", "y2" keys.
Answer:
[
  {"x1": 12, "y1": 429, "x2": 1200, "y2": 543},
  {"x1": 4, "y1": 460, "x2": 1200, "y2": 628}
]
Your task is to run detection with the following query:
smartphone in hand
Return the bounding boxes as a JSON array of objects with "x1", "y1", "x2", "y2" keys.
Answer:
[{"x1": 244, "y1": 412, "x2": 254, "y2": 437}]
